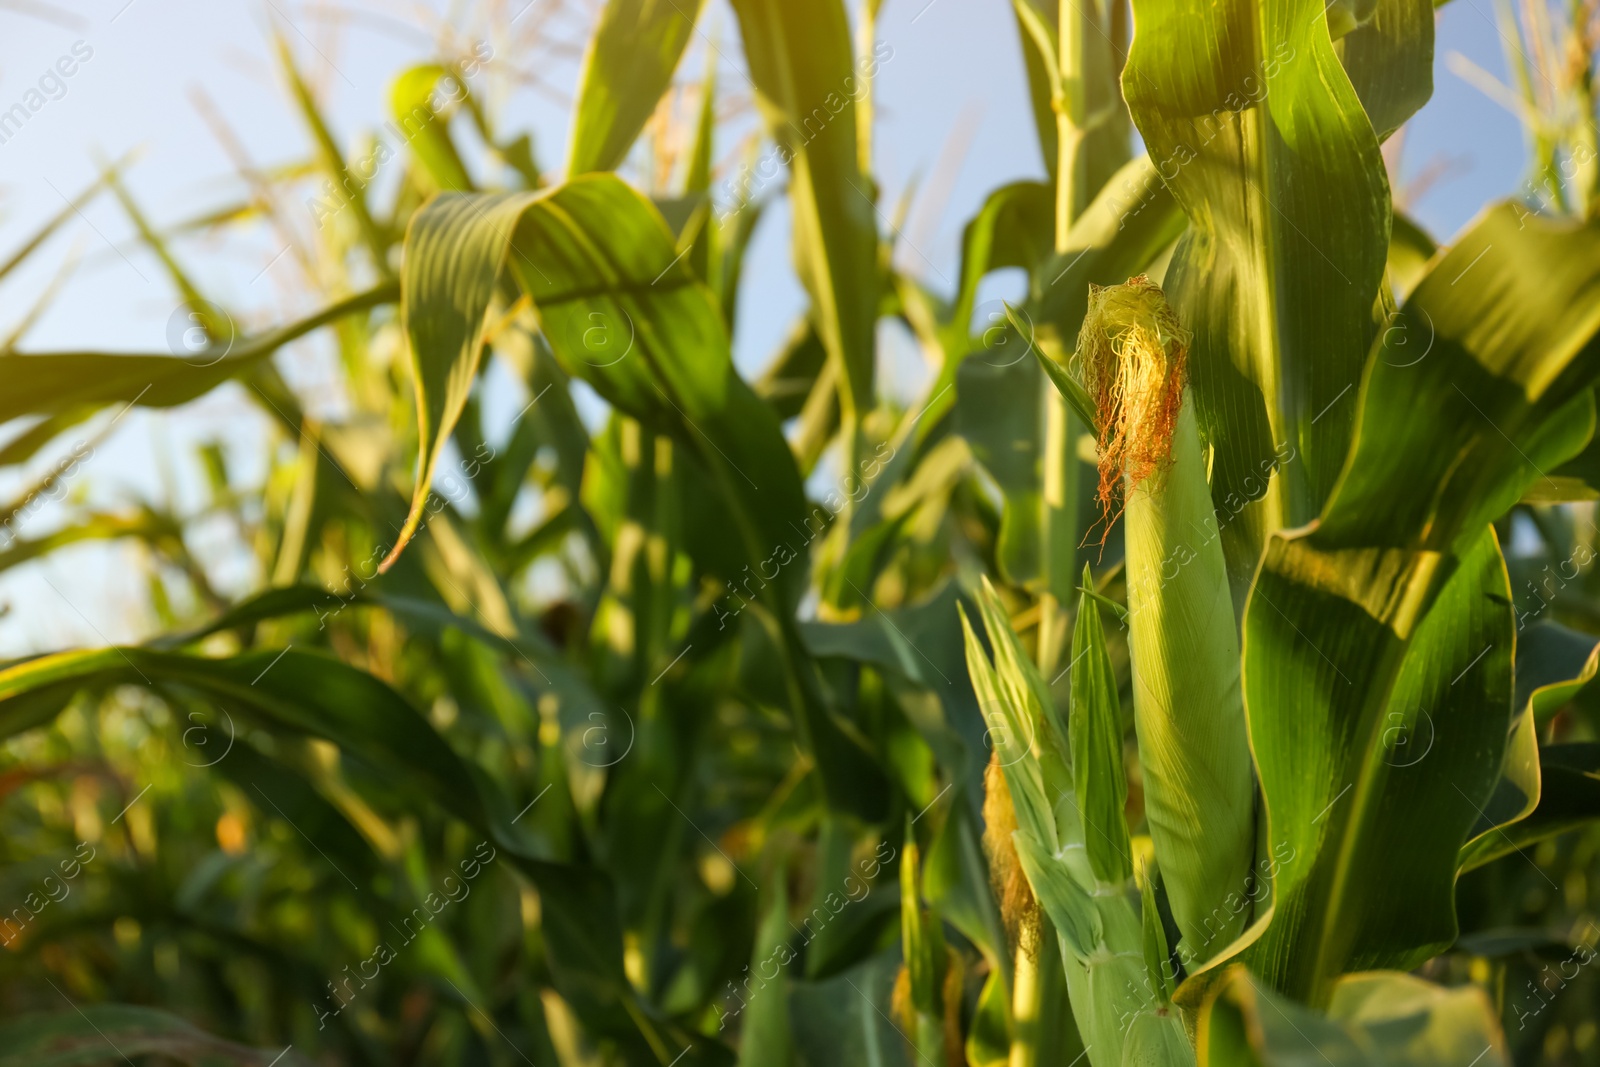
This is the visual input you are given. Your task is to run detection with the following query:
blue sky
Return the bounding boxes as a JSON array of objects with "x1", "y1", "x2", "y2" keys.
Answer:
[{"x1": 0, "y1": 0, "x2": 1538, "y2": 649}]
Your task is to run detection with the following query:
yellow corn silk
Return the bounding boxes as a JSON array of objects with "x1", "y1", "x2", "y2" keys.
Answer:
[{"x1": 1077, "y1": 278, "x2": 1257, "y2": 965}]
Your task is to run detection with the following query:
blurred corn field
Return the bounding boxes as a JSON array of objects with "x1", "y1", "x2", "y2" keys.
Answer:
[{"x1": 6, "y1": 0, "x2": 1600, "y2": 1064}]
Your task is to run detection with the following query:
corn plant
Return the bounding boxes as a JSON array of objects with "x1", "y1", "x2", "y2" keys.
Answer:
[{"x1": 2, "y1": 0, "x2": 1600, "y2": 1065}]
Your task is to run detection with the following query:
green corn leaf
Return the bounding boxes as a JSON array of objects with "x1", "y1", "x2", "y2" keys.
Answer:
[
  {"x1": 1387, "y1": 209, "x2": 1437, "y2": 300},
  {"x1": 900, "y1": 818, "x2": 946, "y2": 1016},
  {"x1": 1009, "y1": 0, "x2": 1060, "y2": 181},
  {"x1": 0, "y1": 1005, "x2": 312, "y2": 1067},
  {"x1": 274, "y1": 34, "x2": 390, "y2": 274},
  {"x1": 735, "y1": 865, "x2": 792, "y2": 1066},
  {"x1": 105, "y1": 166, "x2": 223, "y2": 338},
  {"x1": 0, "y1": 646, "x2": 694, "y2": 1058},
  {"x1": 965, "y1": 968, "x2": 1012, "y2": 1067},
  {"x1": 386, "y1": 176, "x2": 884, "y2": 818},
  {"x1": 1457, "y1": 703, "x2": 1542, "y2": 872},
  {"x1": 382, "y1": 177, "x2": 807, "y2": 607},
  {"x1": 685, "y1": 43, "x2": 718, "y2": 281},
  {"x1": 0, "y1": 161, "x2": 124, "y2": 286},
  {"x1": 1461, "y1": 743, "x2": 1600, "y2": 872},
  {"x1": 955, "y1": 353, "x2": 1058, "y2": 594},
  {"x1": 1069, "y1": 565, "x2": 1132, "y2": 885},
  {"x1": 1316, "y1": 206, "x2": 1600, "y2": 554},
  {"x1": 380, "y1": 190, "x2": 532, "y2": 570},
  {"x1": 1031, "y1": 153, "x2": 1187, "y2": 354},
  {"x1": 390, "y1": 65, "x2": 473, "y2": 192},
  {"x1": 1246, "y1": 526, "x2": 1515, "y2": 1002},
  {"x1": 897, "y1": 823, "x2": 950, "y2": 1067},
  {"x1": 1242, "y1": 206, "x2": 1600, "y2": 1004},
  {"x1": 715, "y1": 194, "x2": 766, "y2": 331},
  {"x1": 0, "y1": 510, "x2": 185, "y2": 578},
  {"x1": 1198, "y1": 969, "x2": 1507, "y2": 1066},
  {"x1": 1339, "y1": 0, "x2": 1435, "y2": 141},
  {"x1": 1141, "y1": 862, "x2": 1177, "y2": 1003},
  {"x1": 0, "y1": 407, "x2": 100, "y2": 467},
  {"x1": 1010, "y1": 828, "x2": 1101, "y2": 964},
  {"x1": 1518, "y1": 622, "x2": 1600, "y2": 727},
  {"x1": 923, "y1": 793, "x2": 1009, "y2": 971},
  {"x1": 755, "y1": 318, "x2": 827, "y2": 421},
  {"x1": 568, "y1": 0, "x2": 704, "y2": 175},
  {"x1": 1122, "y1": 0, "x2": 1392, "y2": 591},
  {"x1": 728, "y1": 0, "x2": 879, "y2": 431},
  {"x1": 948, "y1": 182, "x2": 1054, "y2": 357},
  {"x1": 0, "y1": 283, "x2": 396, "y2": 423},
  {"x1": 1029, "y1": 338, "x2": 1098, "y2": 441},
  {"x1": 974, "y1": 579, "x2": 1069, "y2": 769},
  {"x1": 1457, "y1": 622, "x2": 1600, "y2": 870},
  {"x1": 959, "y1": 606, "x2": 1055, "y2": 851}
]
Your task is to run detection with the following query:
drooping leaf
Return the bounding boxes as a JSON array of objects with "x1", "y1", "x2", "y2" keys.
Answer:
[
  {"x1": 1516, "y1": 621, "x2": 1600, "y2": 727},
  {"x1": 948, "y1": 181, "x2": 1054, "y2": 352},
  {"x1": 1317, "y1": 205, "x2": 1600, "y2": 555},
  {"x1": 0, "y1": 284, "x2": 396, "y2": 424},
  {"x1": 385, "y1": 174, "x2": 884, "y2": 818},
  {"x1": 1242, "y1": 205, "x2": 1600, "y2": 1004},
  {"x1": 383, "y1": 178, "x2": 806, "y2": 602},
  {"x1": 1461, "y1": 743, "x2": 1600, "y2": 871},
  {"x1": 1457, "y1": 621, "x2": 1600, "y2": 869}
]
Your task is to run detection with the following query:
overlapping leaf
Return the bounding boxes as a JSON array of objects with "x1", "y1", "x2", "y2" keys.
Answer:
[
  {"x1": 0, "y1": 646, "x2": 703, "y2": 1060},
  {"x1": 387, "y1": 174, "x2": 883, "y2": 818},
  {"x1": 1123, "y1": 0, "x2": 1392, "y2": 592},
  {"x1": 1198, "y1": 969, "x2": 1506, "y2": 1066},
  {"x1": 1241, "y1": 205, "x2": 1600, "y2": 1004}
]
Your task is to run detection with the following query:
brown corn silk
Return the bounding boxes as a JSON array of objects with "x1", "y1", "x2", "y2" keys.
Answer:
[{"x1": 1076, "y1": 275, "x2": 1189, "y2": 536}]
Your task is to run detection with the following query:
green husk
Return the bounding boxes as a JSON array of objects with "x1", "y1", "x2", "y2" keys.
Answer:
[
  {"x1": 963, "y1": 581, "x2": 1191, "y2": 1067},
  {"x1": 1078, "y1": 278, "x2": 1256, "y2": 965}
]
